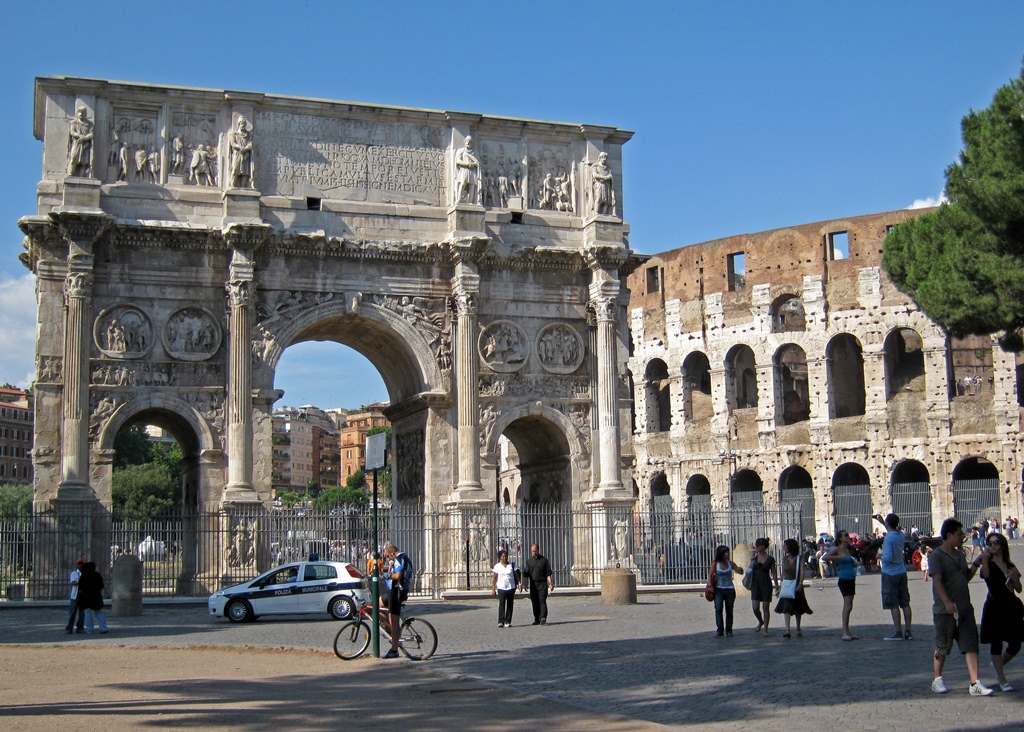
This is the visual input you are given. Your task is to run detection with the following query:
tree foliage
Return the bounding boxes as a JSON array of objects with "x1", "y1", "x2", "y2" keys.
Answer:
[
  {"x1": 312, "y1": 483, "x2": 369, "y2": 509},
  {"x1": 111, "y1": 427, "x2": 184, "y2": 518},
  {"x1": 0, "y1": 483, "x2": 32, "y2": 517},
  {"x1": 883, "y1": 64, "x2": 1024, "y2": 350}
]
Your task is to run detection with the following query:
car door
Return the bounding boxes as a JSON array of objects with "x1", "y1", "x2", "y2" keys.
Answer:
[
  {"x1": 248, "y1": 565, "x2": 300, "y2": 615},
  {"x1": 293, "y1": 562, "x2": 339, "y2": 613}
]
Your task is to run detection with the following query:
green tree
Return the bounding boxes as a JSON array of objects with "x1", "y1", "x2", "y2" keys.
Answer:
[
  {"x1": 114, "y1": 426, "x2": 153, "y2": 468},
  {"x1": 112, "y1": 462, "x2": 178, "y2": 518},
  {"x1": 0, "y1": 483, "x2": 32, "y2": 517},
  {"x1": 883, "y1": 64, "x2": 1024, "y2": 350},
  {"x1": 312, "y1": 483, "x2": 369, "y2": 509},
  {"x1": 277, "y1": 490, "x2": 303, "y2": 508}
]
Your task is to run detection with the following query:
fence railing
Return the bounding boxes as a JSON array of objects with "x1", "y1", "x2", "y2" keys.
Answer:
[{"x1": 0, "y1": 501, "x2": 802, "y2": 600}]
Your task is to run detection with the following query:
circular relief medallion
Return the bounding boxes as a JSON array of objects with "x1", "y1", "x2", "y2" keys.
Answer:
[
  {"x1": 536, "y1": 323, "x2": 584, "y2": 374},
  {"x1": 93, "y1": 304, "x2": 153, "y2": 360},
  {"x1": 478, "y1": 320, "x2": 529, "y2": 373},
  {"x1": 163, "y1": 306, "x2": 223, "y2": 361}
]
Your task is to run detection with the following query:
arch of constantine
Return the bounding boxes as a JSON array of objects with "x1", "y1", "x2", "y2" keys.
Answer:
[{"x1": 19, "y1": 77, "x2": 643, "y2": 597}]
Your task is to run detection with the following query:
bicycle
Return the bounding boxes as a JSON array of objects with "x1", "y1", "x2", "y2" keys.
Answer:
[{"x1": 333, "y1": 600, "x2": 437, "y2": 661}]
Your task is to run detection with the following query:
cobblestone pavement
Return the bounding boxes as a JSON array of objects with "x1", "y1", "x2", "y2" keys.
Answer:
[{"x1": 3, "y1": 571, "x2": 1023, "y2": 731}]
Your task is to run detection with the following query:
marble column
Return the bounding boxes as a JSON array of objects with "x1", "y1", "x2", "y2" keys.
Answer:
[
  {"x1": 454, "y1": 291, "x2": 483, "y2": 496},
  {"x1": 52, "y1": 213, "x2": 109, "y2": 501},
  {"x1": 59, "y1": 266, "x2": 93, "y2": 497},
  {"x1": 222, "y1": 226, "x2": 269, "y2": 503},
  {"x1": 591, "y1": 295, "x2": 626, "y2": 495}
]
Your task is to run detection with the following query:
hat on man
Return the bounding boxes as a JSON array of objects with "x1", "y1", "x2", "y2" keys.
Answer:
[{"x1": 75, "y1": 558, "x2": 85, "y2": 565}]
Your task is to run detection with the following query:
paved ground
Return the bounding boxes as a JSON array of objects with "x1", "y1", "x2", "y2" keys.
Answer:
[{"x1": 2, "y1": 570, "x2": 1023, "y2": 730}]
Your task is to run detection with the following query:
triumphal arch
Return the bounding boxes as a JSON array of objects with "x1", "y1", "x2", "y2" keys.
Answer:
[{"x1": 19, "y1": 77, "x2": 642, "y2": 594}]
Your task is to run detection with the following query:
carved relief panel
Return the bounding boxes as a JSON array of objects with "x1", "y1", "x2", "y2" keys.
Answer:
[
  {"x1": 478, "y1": 320, "x2": 529, "y2": 373},
  {"x1": 109, "y1": 108, "x2": 161, "y2": 184},
  {"x1": 536, "y1": 323, "x2": 584, "y2": 374},
  {"x1": 171, "y1": 111, "x2": 220, "y2": 185},
  {"x1": 94, "y1": 304, "x2": 154, "y2": 359},
  {"x1": 253, "y1": 112, "x2": 446, "y2": 203},
  {"x1": 479, "y1": 140, "x2": 523, "y2": 209},
  {"x1": 527, "y1": 142, "x2": 576, "y2": 212},
  {"x1": 164, "y1": 306, "x2": 222, "y2": 361}
]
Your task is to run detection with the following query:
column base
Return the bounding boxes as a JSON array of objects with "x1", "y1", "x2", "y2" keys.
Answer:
[{"x1": 221, "y1": 484, "x2": 262, "y2": 505}]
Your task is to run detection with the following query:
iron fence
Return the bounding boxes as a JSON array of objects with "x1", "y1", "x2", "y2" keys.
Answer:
[{"x1": 0, "y1": 501, "x2": 802, "y2": 600}]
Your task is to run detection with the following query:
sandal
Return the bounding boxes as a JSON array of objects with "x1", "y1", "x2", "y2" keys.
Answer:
[
  {"x1": 782, "y1": 632, "x2": 791, "y2": 638},
  {"x1": 842, "y1": 635, "x2": 855, "y2": 641}
]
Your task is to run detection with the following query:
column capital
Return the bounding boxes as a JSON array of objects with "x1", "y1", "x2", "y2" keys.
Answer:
[
  {"x1": 49, "y1": 210, "x2": 112, "y2": 258},
  {"x1": 222, "y1": 222, "x2": 272, "y2": 251}
]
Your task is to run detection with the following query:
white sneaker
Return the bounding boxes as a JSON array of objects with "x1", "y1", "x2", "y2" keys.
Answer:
[
  {"x1": 969, "y1": 680, "x2": 993, "y2": 696},
  {"x1": 1000, "y1": 682, "x2": 1014, "y2": 692},
  {"x1": 932, "y1": 677, "x2": 948, "y2": 694}
]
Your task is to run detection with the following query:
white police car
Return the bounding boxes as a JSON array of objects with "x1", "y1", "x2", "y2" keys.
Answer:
[{"x1": 208, "y1": 561, "x2": 368, "y2": 622}]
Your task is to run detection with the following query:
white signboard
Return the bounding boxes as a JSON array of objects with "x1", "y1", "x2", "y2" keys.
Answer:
[{"x1": 365, "y1": 433, "x2": 387, "y2": 471}]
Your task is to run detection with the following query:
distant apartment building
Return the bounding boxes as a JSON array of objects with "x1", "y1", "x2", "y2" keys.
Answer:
[
  {"x1": 271, "y1": 405, "x2": 339, "y2": 495},
  {"x1": 339, "y1": 404, "x2": 391, "y2": 480},
  {"x1": 0, "y1": 387, "x2": 33, "y2": 483}
]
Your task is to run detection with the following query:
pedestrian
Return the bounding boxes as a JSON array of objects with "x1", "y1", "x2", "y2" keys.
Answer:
[
  {"x1": 929, "y1": 518, "x2": 993, "y2": 696},
  {"x1": 969, "y1": 524, "x2": 984, "y2": 561},
  {"x1": 77, "y1": 561, "x2": 108, "y2": 635},
  {"x1": 880, "y1": 513, "x2": 913, "y2": 641},
  {"x1": 825, "y1": 530, "x2": 859, "y2": 641},
  {"x1": 524, "y1": 543, "x2": 554, "y2": 625},
  {"x1": 977, "y1": 532, "x2": 1024, "y2": 691},
  {"x1": 774, "y1": 538, "x2": 812, "y2": 637},
  {"x1": 921, "y1": 545, "x2": 932, "y2": 583},
  {"x1": 64, "y1": 558, "x2": 85, "y2": 635},
  {"x1": 380, "y1": 543, "x2": 411, "y2": 659},
  {"x1": 749, "y1": 537, "x2": 778, "y2": 636},
  {"x1": 491, "y1": 549, "x2": 522, "y2": 628},
  {"x1": 708, "y1": 545, "x2": 742, "y2": 637}
]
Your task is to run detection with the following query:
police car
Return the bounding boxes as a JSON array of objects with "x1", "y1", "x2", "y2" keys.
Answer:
[{"x1": 208, "y1": 561, "x2": 369, "y2": 622}]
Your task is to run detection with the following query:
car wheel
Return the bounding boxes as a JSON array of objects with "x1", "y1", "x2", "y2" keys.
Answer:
[
  {"x1": 225, "y1": 599, "x2": 253, "y2": 623},
  {"x1": 329, "y1": 595, "x2": 357, "y2": 620}
]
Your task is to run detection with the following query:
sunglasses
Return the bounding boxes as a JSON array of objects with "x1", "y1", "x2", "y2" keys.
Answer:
[{"x1": 987, "y1": 541, "x2": 1001, "y2": 547}]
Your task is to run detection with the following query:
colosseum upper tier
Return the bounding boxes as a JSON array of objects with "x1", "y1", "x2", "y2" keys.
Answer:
[{"x1": 626, "y1": 207, "x2": 1023, "y2": 537}]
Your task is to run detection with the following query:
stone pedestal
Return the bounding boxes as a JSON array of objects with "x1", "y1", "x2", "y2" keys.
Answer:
[
  {"x1": 222, "y1": 188, "x2": 262, "y2": 224},
  {"x1": 61, "y1": 177, "x2": 102, "y2": 212},
  {"x1": 111, "y1": 555, "x2": 144, "y2": 616},
  {"x1": 167, "y1": 174, "x2": 185, "y2": 186},
  {"x1": 582, "y1": 215, "x2": 623, "y2": 249},
  {"x1": 601, "y1": 567, "x2": 637, "y2": 604},
  {"x1": 448, "y1": 204, "x2": 486, "y2": 238}
]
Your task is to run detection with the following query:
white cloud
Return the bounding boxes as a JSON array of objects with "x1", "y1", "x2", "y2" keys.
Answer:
[
  {"x1": 0, "y1": 273, "x2": 37, "y2": 388},
  {"x1": 908, "y1": 192, "x2": 948, "y2": 209}
]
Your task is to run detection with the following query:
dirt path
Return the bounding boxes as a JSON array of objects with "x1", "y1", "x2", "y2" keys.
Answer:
[{"x1": 0, "y1": 645, "x2": 663, "y2": 731}]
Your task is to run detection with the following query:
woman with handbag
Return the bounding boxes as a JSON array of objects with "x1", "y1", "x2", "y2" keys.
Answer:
[
  {"x1": 977, "y1": 533, "x2": 1024, "y2": 691},
  {"x1": 774, "y1": 538, "x2": 813, "y2": 637},
  {"x1": 749, "y1": 538, "x2": 779, "y2": 636},
  {"x1": 491, "y1": 550, "x2": 522, "y2": 628},
  {"x1": 708, "y1": 545, "x2": 743, "y2": 637}
]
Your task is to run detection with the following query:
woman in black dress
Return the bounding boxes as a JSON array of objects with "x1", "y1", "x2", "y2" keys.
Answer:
[
  {"x1": 749, "y1": 537, "x2": 779, "y2": 636},
  {"x1": 774, "y1": 538, "x2": 813, "y2": 637},
  {"x1": 78, "y1": 561, "x2": 108, "y2": 634},
  {"x1": 978, "y1": 533, "x2": 1023, "y2": 691}
]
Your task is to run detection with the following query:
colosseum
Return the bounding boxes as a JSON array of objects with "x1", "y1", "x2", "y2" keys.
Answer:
[{"x1": 626, "y1": 207, "x2": 1023, "y2": 539}]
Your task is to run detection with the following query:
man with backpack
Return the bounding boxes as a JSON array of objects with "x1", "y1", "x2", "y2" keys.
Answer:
[{"x1": 381, "y1": 543, "x2": 411, "y2": 659}]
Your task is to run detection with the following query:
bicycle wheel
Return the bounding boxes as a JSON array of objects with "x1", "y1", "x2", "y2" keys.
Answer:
[
  {"x1": 398, "y1": 617, "x2": 437, "y2": 660},
  {"x1": 333, "y1": 620, "x2": 371, "y2": 660}
]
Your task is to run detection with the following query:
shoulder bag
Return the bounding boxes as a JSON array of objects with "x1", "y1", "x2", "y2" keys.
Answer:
[
  {"x1": 741, "y1": 559, "x2": 754, "y2": 591},
  {"x1": 704, "y1": 563, "x2": 717, "y2": 602},
  {"x1": 779, "y1": 555, "x2": 801, "y2": 599}
]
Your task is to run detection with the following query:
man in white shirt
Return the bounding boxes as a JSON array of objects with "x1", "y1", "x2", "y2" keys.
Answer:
[{"x1": 65, "y1": 558, "x2": 85, "y2": 634}]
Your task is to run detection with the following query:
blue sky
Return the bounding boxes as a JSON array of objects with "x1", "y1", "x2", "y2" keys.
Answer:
[{"x1": 2, "y1": 2, "x2": 1023, "y2": 410}]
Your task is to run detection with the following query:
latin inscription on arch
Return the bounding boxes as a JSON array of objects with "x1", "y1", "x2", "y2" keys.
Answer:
[{"x1": 254, "y1": 111, "x2": 445, "y2": 203}]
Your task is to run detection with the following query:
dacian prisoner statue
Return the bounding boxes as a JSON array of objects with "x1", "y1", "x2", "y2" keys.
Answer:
[{"x1": 66, "y1": 106, "x2": 94, "y2": 177}]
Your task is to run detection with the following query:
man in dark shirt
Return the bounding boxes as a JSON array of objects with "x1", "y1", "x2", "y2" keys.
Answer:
[{"x1": 524, "y1": 543, "x2": 554, "y2": 625}]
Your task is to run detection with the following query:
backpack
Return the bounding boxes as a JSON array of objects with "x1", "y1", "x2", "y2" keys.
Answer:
[{"x1": 397, "y1": 552, "x2": 413, "y2": 593}]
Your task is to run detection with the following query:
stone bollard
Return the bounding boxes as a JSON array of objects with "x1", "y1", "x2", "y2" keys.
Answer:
[
  {"x1": 6, "y1": 584, "x2": 25, "y2": 601},
  {"x1": 733, "y1": 542, "x2": 754, "y2": 599},
  {"x1": 601, "y1": 567, "x2": 637, "y2": 605},
  {"x1": 111, "y1": 555, "x2": 144, "y2": 616}
]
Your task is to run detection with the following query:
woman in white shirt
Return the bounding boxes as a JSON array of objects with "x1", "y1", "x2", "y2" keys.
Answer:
[{"x1": 491, "y1": 550, "x2": 522, "y2": 628}]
